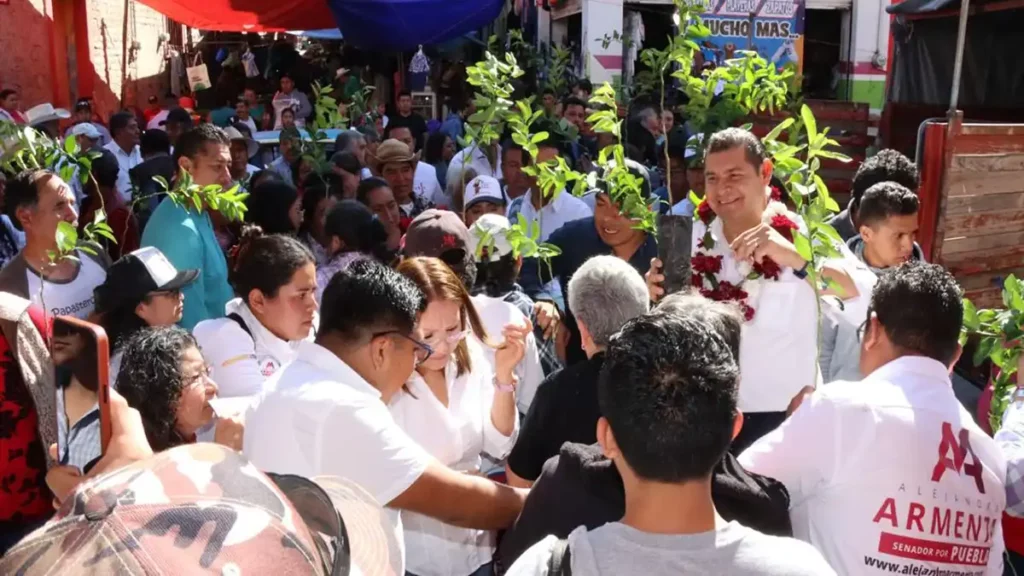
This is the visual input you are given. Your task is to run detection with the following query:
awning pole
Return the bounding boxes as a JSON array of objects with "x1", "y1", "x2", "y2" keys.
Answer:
[{"x1": 948, "y1": 0, "x2": 970, "y2": 115}]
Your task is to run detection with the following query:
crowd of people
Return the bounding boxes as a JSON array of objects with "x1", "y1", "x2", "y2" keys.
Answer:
[{"x1": 0, "y1": 68, "x2": 1020, "y2": 576}]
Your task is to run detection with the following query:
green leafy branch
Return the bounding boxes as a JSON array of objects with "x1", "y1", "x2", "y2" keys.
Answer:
[{"x1": 961, "y1": 276, "x2": 1024, "y2": 431}]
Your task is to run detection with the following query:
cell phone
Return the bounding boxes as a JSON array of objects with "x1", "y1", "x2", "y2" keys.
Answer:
[{"x1": 52, "y1": 316, "x2": 111, "y2": 474}]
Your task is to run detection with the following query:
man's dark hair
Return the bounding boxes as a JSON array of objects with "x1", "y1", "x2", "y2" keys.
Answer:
[
  {"x1": 397, "y1": 89, "x2": 412, "y2": 100},
  {"x1": 319, "y1": 258, "x2": 425, "y2": 345},
  {"x1": 542, "y1": 87, "x2": 556, "y2": 98},
  {"x1": 501, "y1": 141, "x2": 528, "y2": 165},
  {"x1": 90, "y1": 150, "x2": 120, "y2": 189},
  {"x1": 705, "y1": 127, "x2": 767, "y2": 170},
  {"x1": 0, "y1": 88, "x2": 17, "y2": 101},
  {"x1": 532, "y1": 118, "x2": 567, "y2": 153},
  {"x1": 357, "y1": 124, "x2": 379, "y2": 143},
  {"x1": 851, "y1": 149, "x2": 919, "y2": 204},
  {"x1": 165, "y1": 107, "x2": 194, "y2": 129},
  {"x1": 871, "y1": 261, "x2": 963, "y2": 366},
  {"x1": 574, "y1": 79, "x2": 593, "y2": 94},
  {"x1": 173, "y1": 124, "x2": 230, "y2": 164},
  {"x1": 599, "y1": 312, "x2": 739, "y2": 482},
  {"x1": 108, "y1": 111, "x2": 135, "y2": 139},
  {"x1": 383, "y1": 123, "x2": 412, "y2": 142},
  {"x1": 665, "y1": 128, "x2": 689, "y2": 163},
  {"x1": 424, "y1": 131, "x2": 449, "y2": 165},
  {"x1": 356, "y1": 177, "x2": 390, "y2": 206},
  {"x1": 116, "y1": 326, "x2": 201, "y2": 451},
  {"x1": 4, "y1": 169, "x2": 53, "y2": 230},
  {"x1": 140, "y1": 128, "x2": 171, "y2": 157},
  {"x1": 857, "y1": 182, "x2": 920, "y2": 228},
  {"x1": 562, "y1": 96, "x2": 586, "y2": 111},
  {"x1": 331, "y1": 151, "x2": 362, "y2": 176}
]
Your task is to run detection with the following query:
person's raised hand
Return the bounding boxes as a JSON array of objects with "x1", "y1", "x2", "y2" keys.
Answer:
[
  {"x1": 46, "y1": 388, "x2": 153, "y2": 506},
  {"x1": 645, "y1": 257, "x2": 665, "y2": 302},
  {"x1": 730, "y1": 224, "x2": 805, "y2": 270},
  {"x1": 214, "y1": 414, "x2": 245, "y2": 451},
  {"x1": 533, "y1": 301, "x2": 561, "y2": 340},
  {"x1": 495, "y1": 320, "x2": 531, "y2": 387}
]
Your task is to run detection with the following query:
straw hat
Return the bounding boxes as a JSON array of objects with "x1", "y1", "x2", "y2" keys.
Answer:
[
  {"x1": 372, "y1": 138, "x2": 420, "y2": 168},
  {"x1": 224, "y1": 125, "x2": 259, "y2": 158},
  {"x1": 25, "y1": 103, "x2": 71, "y2": 126}
]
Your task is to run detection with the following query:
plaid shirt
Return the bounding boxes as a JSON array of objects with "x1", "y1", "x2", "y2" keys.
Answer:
[
  {"x1": 996, "y1": 400, "x2": 1024, "y2": 517},
  {"x1": 55, "y1": 383, "x2": 102, "y2": 472},
  {"x1": 502, "y1": 286, "x2": 562, "y2": 377}
]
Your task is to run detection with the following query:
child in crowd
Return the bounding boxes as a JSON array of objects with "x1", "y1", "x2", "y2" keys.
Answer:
[{"x1": 847, "y1": 181, "x2": 924, "y2": 273}]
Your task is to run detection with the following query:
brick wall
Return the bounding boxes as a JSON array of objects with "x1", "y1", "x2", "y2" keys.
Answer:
[
  {"x1": 85, "y1": 0, "x2": 170, "y2": 120},
  {"x1": 0, "y1": 0, "x2": 170, "y2": 122},
  {"x1": 0, "y1": 0, "x2": 57, "y2": 107}
]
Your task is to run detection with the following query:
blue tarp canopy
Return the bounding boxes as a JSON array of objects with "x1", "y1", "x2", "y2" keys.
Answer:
[
  {"x1": 325, "y1": 0, "x2": 504, "y2": 52},
  {"x1": 289, "y1": 29, "x2": 345, "y2": 40}
]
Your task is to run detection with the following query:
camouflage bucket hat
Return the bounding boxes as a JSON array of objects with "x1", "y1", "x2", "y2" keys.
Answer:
[{"x1": 0, "y1": 443, "x2": 401, "y2": 576}]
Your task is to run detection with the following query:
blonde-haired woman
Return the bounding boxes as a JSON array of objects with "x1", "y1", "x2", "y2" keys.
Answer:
[{"x1": 391, "y1": 256, "x2": 529, "y2": 576}]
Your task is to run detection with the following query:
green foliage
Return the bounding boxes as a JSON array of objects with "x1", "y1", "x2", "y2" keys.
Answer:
[
  {"x1": 961, "y1": 276, "x2": 1024, "y2": 431},
  {"x1": 1, "y1": 120, "x2": 249, "y2": 265},
  {"x1": 545, "y1": 44, "x2": 574, "y2": 97}
]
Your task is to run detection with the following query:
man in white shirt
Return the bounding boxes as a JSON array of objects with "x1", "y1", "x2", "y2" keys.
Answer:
[
  {"x1": 244, "y1": 259, "x2": 527, "y2": 573},
  {"x1": 507, "y1": 308, "x2": 835, "y2": 576},
  {"x1": 740, "y1": 262, "x2": 1007, "y2": 576},
  {"x1": 448, "y1": 141, "x2": 502, "y2": 192},
  {"x1": 0, "y1": 169, "x2": 109, "y2": 319},
  {"x1": 647, "y1": 127, "x2": 874, "y2": 450},
  {"x1": 386, "y1": 125, "x2": 446, "y2": 208},
  {"x1": 103, "y1": 111, "x2": 142, "y2": 202}
]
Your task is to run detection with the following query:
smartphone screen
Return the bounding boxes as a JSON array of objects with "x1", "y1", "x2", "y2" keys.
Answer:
[{"x1": 53, "y1": 316, "x2": 111, "y2": 474}]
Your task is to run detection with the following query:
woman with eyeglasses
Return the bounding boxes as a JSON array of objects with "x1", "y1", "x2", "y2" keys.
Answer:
[
  {"x1": 93, "y1": 247, "x2": 198, "y2": 384},
  {"x1": 117, "y1": 325, "x2": 243, "y2": 451},
  {"x1": 193, "y1": 225, "x2": 318, "y2": 399},
  {"x1": 391, "y1": 256, "x2": 530, "y2": 576}
]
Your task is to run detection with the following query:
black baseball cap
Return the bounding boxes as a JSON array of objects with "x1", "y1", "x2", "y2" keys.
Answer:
[
  {"x1": 94, "y1": 247, "x2": 199, "y2": 314},
  {"x1": 161, "y1": 107, "x2": 193, "y2": 128}
]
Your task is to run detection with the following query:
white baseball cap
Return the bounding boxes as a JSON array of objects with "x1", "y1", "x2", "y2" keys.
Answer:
[
  {"x1": 463, "y1": 175, "x2": 505, "y2": 210},
  {"x1": 469, "y1": 213, "x2": 515, "y2": 263},
  {"x1": 69, "y1": 122, "x2": 101, "y2": 140}
]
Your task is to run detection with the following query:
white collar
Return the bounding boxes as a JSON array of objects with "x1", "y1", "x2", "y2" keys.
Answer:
[
  {"x1": 524, "y1": 188, "x2": 568, "y2": 215},
  {"x1": 105, "y1": 141, "x2": 138, "y2": 157},
  {"x1": 865, "y1": 355, "x2": 952, "y2": 389},
  {"x1": 294, "y1": 341, "x2": 382, "y2": 400},
  {"x1": 226, "y1": 298, "x2": 298, "y2": 359}
]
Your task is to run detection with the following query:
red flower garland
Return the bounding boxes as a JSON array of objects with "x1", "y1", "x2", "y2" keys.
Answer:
[{"x1": 690, "y1": 200, "x2": 800, "y2": 321}]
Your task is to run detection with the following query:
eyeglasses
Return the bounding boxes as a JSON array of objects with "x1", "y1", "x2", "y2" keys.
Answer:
[
  {"x1": 424, "y1": 327, "x2": 471, "y2": 348},
  {"x1": 183, "y1": 364, "x2": 213, "y2": 389},
  {"x1": 374, "y1": 331, "x2": 434, "y2": 366}
]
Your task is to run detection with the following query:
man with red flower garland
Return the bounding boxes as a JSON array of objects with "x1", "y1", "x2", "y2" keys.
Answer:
[{"x1": 648, "y1": 127, "x2": 875, "y2": 451}]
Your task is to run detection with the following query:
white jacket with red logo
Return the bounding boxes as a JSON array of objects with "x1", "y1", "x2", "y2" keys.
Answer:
[{"x1": 740, "y1": 356, "x2": 1007, "y2": 575}]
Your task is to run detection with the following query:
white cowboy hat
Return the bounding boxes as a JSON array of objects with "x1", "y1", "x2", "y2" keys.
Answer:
[
  {"x1": 25, "y1": 103, "x2": 71, "y2": 126},
  {"x1": 224, "y1": 125, "x2": 260, "y2": 158}
]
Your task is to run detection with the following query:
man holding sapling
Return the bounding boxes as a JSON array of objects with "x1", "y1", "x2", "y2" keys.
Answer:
[{"x1": 646, "y1": 128, "x2": 875, "y2": 451}]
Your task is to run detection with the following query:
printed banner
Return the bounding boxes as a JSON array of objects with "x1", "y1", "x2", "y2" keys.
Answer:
[{"x1": 700, "y1": 0, "x2": 805, "y2": 72}]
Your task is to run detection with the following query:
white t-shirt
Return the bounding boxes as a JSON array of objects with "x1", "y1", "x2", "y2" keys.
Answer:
[
  {"x1": 388, "y1": 338, "x2": 518, "y2": 576},
  {"x1": 103, "y1": 140, "x2": 143, "y2": 202},
  {"x1": 243, "y1": 341, "x2": 434, "y2": 572},
  {"x1": 414, "y1": 161, "x2": 446, "y2": 208},
  {"x1": 739, "y1": 356, "x2": 1008, "y2": 576},
  {"x1": 446, "y1": 144, "x2": 502, "y2": 188},
  {"x1": 193, "y1": 298, "x2": 311, "y2": 399},
  {"x1": 26, "y1": 251, "x2": 107, "y2": 319},
  {"x1": 470, "y1": 294, "x2": 543, "y2": 415}
]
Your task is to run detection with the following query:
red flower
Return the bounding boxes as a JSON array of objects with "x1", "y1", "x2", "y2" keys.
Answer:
[
  {"x1": 697, "y1": 201, "x2": 715, "y2": 226},
  {"x1": 770, "y1": 186, "x2": 783, "y2": 202},
  {"x1": 691, "y1": 254, "x2": 723, "y2": 275},
  {"x1": 691, "y1": 274, "x2": 705, "y2": 288},
  {"x1": 741, "y1": 303, "x2": 756, "y2": 321},
  {"x1": 753, "y1": 257, "x2": 782, "y2": 280},
  {"x1": 770, "y1": 214, "x2": 799, "y2": 242},
  {"x1": 399, "y1": 216, "x2": 413, "y2": 233}
]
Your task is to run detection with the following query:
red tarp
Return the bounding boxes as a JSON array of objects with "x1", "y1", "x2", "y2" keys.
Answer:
[{"x1": 135, "y1": 0, "x2": 334, "y2": 32}]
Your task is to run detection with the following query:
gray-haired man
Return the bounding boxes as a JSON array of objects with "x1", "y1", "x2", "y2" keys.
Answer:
[{"x1": 505, "y1": 255, "x2": 650, "y2": 487}]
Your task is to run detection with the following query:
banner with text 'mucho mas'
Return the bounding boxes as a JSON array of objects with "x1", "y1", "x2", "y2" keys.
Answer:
[{"x1": 700, "y1": 0, "x2": 805, "y2": 72}]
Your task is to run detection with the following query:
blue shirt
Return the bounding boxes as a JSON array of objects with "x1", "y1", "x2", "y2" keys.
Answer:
[
  {"x1": 141, "y1": 198, "x2": 234, "y2": 330},
  {"x1": 520, "y1": 217, "x2": 658, "y2": 366},
  {"x1": 440, "y1": 113, "x2": 464, "y2": 145}
]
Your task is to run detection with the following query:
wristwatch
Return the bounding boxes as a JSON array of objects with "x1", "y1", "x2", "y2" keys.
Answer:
[
  {"x1": 494, "y1": 374, "x2": 518, "y2": 393},
  {"x1": 793, "y1": 261, "x2": 809, "y2": 279}
]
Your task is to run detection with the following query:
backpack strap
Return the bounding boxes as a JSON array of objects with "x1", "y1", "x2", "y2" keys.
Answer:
[
  {"x1": 546, "y1": 538, "x2": 572, "y2": 576},
  {"x1": 227, "y1": 312, "x2": 253, "y2": 339}
]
